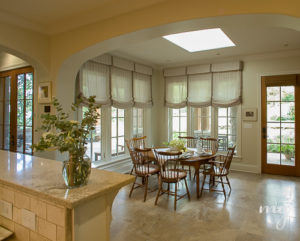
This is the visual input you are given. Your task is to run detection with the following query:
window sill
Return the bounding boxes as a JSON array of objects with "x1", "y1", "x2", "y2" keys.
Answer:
[{"x1": 92, "y1": 154, "x2": 130, "y2": 168}]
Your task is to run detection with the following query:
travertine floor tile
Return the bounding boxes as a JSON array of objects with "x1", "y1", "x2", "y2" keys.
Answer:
[{"x1": 111, "y1": 172, "x2": 300, "y2": 241}]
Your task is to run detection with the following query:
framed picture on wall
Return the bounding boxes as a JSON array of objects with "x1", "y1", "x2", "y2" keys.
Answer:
[
  {"x1": 242, "y1": 108, "x2": 257, "y2": 121},
  {"x1": 38, "y1": 82, "x2": 52, "y2": 103}
]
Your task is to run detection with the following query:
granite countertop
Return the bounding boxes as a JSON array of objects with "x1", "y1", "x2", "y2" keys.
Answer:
[{"x1": 0, "y1": 150, "x2": 134, "y2": 209}]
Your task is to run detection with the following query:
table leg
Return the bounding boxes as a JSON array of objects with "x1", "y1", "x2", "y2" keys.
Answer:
[{"x1": 194, "y1": 163, "x2": 201, "y2": 198}]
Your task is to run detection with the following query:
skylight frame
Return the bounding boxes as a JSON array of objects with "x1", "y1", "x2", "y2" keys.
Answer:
[{"x1": 163, "y1": 28, "x2": 236, "y2": 52}]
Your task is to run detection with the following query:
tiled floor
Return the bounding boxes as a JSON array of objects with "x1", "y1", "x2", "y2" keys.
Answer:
[{"x1": 111, "y1": 171, "x2": 300, "y2": 241}]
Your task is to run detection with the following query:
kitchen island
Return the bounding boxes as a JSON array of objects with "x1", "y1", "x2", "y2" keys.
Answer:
[{"x1": 0, "y1": 150, "x2": 134, "y2": 241}]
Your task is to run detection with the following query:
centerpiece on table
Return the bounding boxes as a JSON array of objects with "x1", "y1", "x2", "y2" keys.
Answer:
[
  {"x1": 32, "y1": 96, "x2": 100, "y2": 188},
  {"x1": 164, "y1": 139, "x2": 187, "y2": 152}
]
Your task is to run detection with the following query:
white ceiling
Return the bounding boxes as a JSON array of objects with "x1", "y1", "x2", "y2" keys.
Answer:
[{"x1": 111, "y1": 25, "x2": 300, "y2": 67}]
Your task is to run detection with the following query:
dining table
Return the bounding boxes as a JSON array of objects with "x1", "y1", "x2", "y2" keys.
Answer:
[{"x1": 149, "y1": 148, "x2": 217, "y2": 198}]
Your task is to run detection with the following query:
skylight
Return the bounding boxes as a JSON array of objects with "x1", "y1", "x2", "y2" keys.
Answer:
[{"x1": 163, "y1": 28, "x2": 235, "y2": 52}]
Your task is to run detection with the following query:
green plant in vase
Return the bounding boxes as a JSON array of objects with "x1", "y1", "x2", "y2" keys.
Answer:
[{"x1": 32, "y1": 96, "x2": 100, "y2": 188}]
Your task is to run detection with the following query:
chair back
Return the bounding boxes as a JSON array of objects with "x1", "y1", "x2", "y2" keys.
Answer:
[
  {"x1": 125, "y1": 136, "x2": 147, "y2": 155},
  {"x1": 200, "y1": 137, "x2": 219, "y2": 154},
  {"x1": 132, "y1": 148, "x2": 152, "y2": 175},
  {"x1": 178, "y1": 136, "x2": 197, "y2": 148},
  {"x1": 125, "y1": 139, "x2": 136, "y2": 164},
  {"x1": 154, "y1": 150, "x2": 182, "y2": 181},
  {"x1": 221, "y1": 145, "x2": 236, "y2": 174},
  {"x1": 132, "y1": 136, "x2": 146, "y2": 149}
]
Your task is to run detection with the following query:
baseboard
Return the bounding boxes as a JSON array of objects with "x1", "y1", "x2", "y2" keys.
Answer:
[{"x1": 231, "y1": 162, "x2": 260, "y2": 173}]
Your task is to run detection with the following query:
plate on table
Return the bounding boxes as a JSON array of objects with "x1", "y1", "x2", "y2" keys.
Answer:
[
  {"x1": 196, "y1": 152, "x2": 212, "y2": 157},
  {"x1": 180, "y1": 152, "x2": 194, "y2": 159}
]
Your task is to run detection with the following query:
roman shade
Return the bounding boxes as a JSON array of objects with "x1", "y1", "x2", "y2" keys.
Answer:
[
  {"x1": 79, "y1": 54, "x2": 153, "y2": 108},
  {"x1": 111, "y1": 67, "x2": 133, "y2": 108},
  {"x1": 188, "y1": 73, "x2": 212, "y2": 107},
  {"x1": 164, "y1": 61, "x2": 243, "y2": 108},
  {"x1": 133, "y1": 72, "x2": 153, "y2": 107},
  {"x1": 212, "y1": 71, "x2": 242, "y2": 107},
  {"x1": 165, "y1": 75, "x2": 187, "y2": 108},
  {"x1": 80, "y1": 62, "x2": 110, "y2": 105}
]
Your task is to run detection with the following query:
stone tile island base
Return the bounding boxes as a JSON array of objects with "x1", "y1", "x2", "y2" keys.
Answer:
[{"x1": 0, "y1": 150, "x2": 134, "y2": 241}]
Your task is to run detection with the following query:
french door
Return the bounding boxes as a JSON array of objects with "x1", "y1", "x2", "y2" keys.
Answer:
[
  {"x1": 0, "y1": 67, "x2": 34, "y2": 154},
  {"x1": 261, "y1": 74, "x2": 300, "y2": 176}
]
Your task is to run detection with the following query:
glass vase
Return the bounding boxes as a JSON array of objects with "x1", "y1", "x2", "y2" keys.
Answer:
[{"x1": 62, "y1": 155, "x2": 91, "y2": 188}]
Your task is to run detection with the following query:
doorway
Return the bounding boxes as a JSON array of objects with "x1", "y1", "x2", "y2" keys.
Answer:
[
  {"x1": 0, "y1": 66, "x2": 34, "y2": 154},
  {"x1": 261, "y1": 74, "x2": 300, "y2": 176}
]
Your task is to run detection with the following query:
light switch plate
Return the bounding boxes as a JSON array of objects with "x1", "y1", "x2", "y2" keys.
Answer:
[
  {"x1": 21, "y1": 209, "x2": 36, "y2": 231},
  {"x1": 0, "y1": 200, "x2": 12, "y2": 220}
]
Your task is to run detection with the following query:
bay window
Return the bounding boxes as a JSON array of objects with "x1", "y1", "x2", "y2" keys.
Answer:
[
  {"x1": 217, "y1": 106, "x2": 238, "y2": 151},
  {"x1": 192, "y1": 107, "x2": 212, "y2": 138},
  {"x1": 111, "y1": 107, "x2": 125, "y2": 156},
  {"x1": 169, "y1": 105, "x2": 240, "y2": 153},
  {"x1": 133, "y1": 108, "x2": 144, "y2": 137},
  {"x1": 169, "y1": 107, "x2": 187, "y2": 140},
  {"x1": 78, "y1": 54, "x2": 152, "y2": 165},
  {"x1": 83, "y1": 107, "x2": 102, "y2": 162}
]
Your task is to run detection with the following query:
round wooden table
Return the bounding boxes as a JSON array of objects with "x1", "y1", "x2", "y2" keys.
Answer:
[{"x1": 149, "y1": 148, "x2": 217, "y2": 198}]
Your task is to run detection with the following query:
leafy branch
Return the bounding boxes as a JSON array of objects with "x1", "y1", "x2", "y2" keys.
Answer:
[{"x1": 32, "y1": 96, "x2": 100, "y2": 161}]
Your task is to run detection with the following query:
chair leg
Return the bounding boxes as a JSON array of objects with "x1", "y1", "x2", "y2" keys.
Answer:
[
  {"x1": 155, "y1": 178, "x2": 161, "y2": 205},
  {"x1": 144, "y1": 176, "x2": 149, "y2": 202},
  {"x1": 174, "y1": 182, "x2": 178, "y2": 211},
  {"x1": 129, "y1": 176, "x2": 137, "y2": 197},
  {"x1": 225, "y1": 175, "x2": 231, "y2": 190},
  {"x1": 184, "y1": 178, "x2": 190, "y2": 200},
  {"x1": 189, "y1": 166, "x2": 191, "y2": 179},
  {"x1": 220, "y1": 176, "x2": 226, "y2": 198},
  {"x1": 200, "y1": 174, "x2": 206, "y2": 197}
]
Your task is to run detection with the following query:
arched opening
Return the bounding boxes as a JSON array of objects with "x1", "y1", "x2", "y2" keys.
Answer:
[{"x1": 0, "y1": 47, "x2": 47, "y2": 156}]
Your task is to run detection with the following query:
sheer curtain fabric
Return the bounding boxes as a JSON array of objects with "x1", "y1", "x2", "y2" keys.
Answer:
[
  {"x1": 111, "y1": 67, "x2": 133, "y2": 108},
  {"x1": 81, "y1": 62, "x2": 110, "y2": 105},
  {"x1": 133, "y1": 73, "x2": 152, "y2": 107}
]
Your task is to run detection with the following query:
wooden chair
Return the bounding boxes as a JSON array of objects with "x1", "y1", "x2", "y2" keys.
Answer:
[
  {"x1": 125, "y1": 136, "x2": 147, "y2": 174},
  {"x1": 178, "y1": 136, "x2": 197, "y2": 148},
  {"x1": 154, "y1": 150, "x2": 190, "y2": 211},
  {"x1": 200, "y1": 145, "x2": 236, "y2": 199},
  {"x1": 178, "y1": 136, "x2": 197, "y2": 179},
  {"x1": 193, "y1": 137, "x2": 219, "y2": 180},
  {"x1": 128, "y1": 146, "x2": 159, "y2": 202},
  {"x1": 200, "y1": 137, "x2": 219, "y2": 154}
]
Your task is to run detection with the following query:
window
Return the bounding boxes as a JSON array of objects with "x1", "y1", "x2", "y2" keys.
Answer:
[
  {"x1": 169, "y1": 105, "x2": 240, "y2": 153},
  {"x1": 192, "y1": 107, "x2": 211, "y2": 137},
  {"x1": 169, "y1": 107, "x2": 187, "y2": 140},
  {"x1": 133, "y1": 108, "x2": 144, "y2": 137},
  {"x1": 217, "y1": 106, "x2": 237, "y2": 151},
  {"x1": 111, "y1": 107, "x2": 125, "y2": 156},
  {"x1": 83, "y1": 107, "x2": 101, "y2": 162}
]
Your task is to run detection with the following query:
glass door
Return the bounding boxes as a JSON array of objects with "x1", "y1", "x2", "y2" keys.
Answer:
[
  {"x1": 261, "y1": 74, "x2": 300, "y2": 176},
  {"x1": 0, "y1": 67, "x2": 34, "y2": 154}
]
